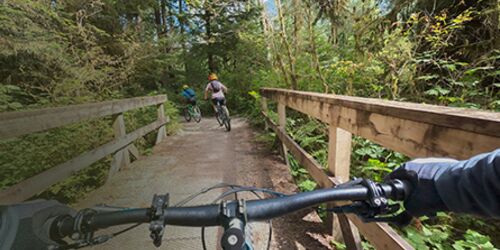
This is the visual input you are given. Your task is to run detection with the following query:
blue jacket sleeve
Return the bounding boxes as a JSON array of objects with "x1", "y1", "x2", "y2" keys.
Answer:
[
  {"x1": 434, "y1": 149, "x2": 499, "y2": 217},
  {"x1": 398, "y1": 149, "x2": 500, "y2": 217}
]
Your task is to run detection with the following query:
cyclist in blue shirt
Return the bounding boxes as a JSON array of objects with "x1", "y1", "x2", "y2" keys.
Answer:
[{"x1": 181, "y1": 85, "x2": 197, "y2": 105}]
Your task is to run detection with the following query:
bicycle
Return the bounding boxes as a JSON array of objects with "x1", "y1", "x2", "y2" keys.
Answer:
[
  {"x1": 184, "y1": 103, "x2": 202, "y2": 123},
  {"x1": 215, "y1": 101, "x2": 231, "y2": 131},
  {"x1": 0, "y1": 178, "x2": 414, "y2": 250}
]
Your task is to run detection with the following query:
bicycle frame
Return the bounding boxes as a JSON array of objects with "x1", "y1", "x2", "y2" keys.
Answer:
[{"x1": 215, "y1": 102, "x2": 231, "y2": 131}]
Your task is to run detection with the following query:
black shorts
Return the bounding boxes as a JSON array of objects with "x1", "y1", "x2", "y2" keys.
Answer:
[
  {"x1": 188, "y1": 97, "x2": 197, "y2": 105},
  {"x1": 211, "y1": 98, "x2": 226, "y2": 106}
]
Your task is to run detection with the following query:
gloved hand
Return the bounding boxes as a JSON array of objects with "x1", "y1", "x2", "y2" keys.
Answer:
[
  {"x1": 0, "y1": 199, "x2": 76, "y2": 250},
  {"x1": 385, "y1": 159, "x2": 455, "y2": 217}
]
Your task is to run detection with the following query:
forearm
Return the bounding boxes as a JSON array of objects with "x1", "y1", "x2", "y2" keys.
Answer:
[
  {"x1": 435, "y1": 149, "x2": 500, "y2": 217},
  {"x1": 401, "y1": 149, "x2": 500, "y2": 217}
]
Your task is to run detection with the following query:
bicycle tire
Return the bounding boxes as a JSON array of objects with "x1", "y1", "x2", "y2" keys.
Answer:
[
  {"x1": 183, "y1": 108, "x2": 192, "y2": 122},
  {"x1": 215, "y1": 108, "x2": 223, "y2": 126},
  {"x1": 223, "y1": 107, "x2": 231, "y2": 131},
  {"x1": 224, "y1": 118, "x2": 231, "y2": 131},
  {"x1": 193, "y1": 106, "x2": 202, "y2": 123}
]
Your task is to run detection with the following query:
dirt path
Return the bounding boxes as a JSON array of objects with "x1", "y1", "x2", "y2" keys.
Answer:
[{"x1": 76, "y1": 118, "x2": 333, "y2": 249}]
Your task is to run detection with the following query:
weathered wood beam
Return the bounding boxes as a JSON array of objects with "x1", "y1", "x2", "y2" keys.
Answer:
[
  {"x1": 327, "y1": 125, "x2": 361, "y2": 249},
  {"x1": 0, "y1": 95, "x2": 167, "y2": 140},
  {"x1": 260, "y1": 88, "x2": 499, "y2": 137},
  {"x1": 277, "y1": 103, "x2": 289, "y2": 166},
  {"x1": 261, "y1": 97, "x2": 269, "y2": 130},
  {"x1": 155, "y1": 103, "x2": 168, "y2": 144},
  {"x1": 0, "y1": 119, "x2": 167, "y2": 204},
  {"x1": 261, "y1": 88, "x2": 500, "y2": 159},
  {"x1": 108, "y1": 113, "x2": 131, "y2": 181}
]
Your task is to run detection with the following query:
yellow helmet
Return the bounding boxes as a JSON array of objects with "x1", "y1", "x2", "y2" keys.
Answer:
[
  {"x1": 208, "y1": 73, "x2": 218, "y2": 81},
  {"x1": 182, "y1": 84, "x2": 189, "y2": 89}
]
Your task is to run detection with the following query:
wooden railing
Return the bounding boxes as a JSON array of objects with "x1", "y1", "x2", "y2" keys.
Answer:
[
  {"x1": 260, "y1": 87, "x2": 500, "y2": 250},
  {"x1": 0, "y1": 95, "x2": 169, "y2": 204}
]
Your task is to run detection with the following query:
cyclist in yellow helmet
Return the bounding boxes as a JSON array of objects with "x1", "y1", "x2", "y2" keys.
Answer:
[{"x1": 204, "y1": 73, "x2": 229, "y2": 117}]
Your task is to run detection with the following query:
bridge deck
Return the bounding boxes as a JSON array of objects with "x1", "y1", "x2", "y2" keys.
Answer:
[{"x1": 76, "y1": 118, "x2": 332, "y2": 249}]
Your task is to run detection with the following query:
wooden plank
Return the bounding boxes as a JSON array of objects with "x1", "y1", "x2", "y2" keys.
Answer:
[
  {"x1": 0, "y1": 119, "x2": 167, "y2": 204},
  {"x1": 261, "y1": 97, "x2": 269, "y2": 130},
  {"x1": 328, "y1": 126, "x2": 352, "y2": 183},
  {"x1": 277, "y1": 103, "x2": 289, "y2": 166},
  {"x1": 260, "y1": 88, "x2": 500, "y2": 137},
  {"x1": 261, "y1": 88, "x2": 500, "y2": 159},
  {"x1": 327, "y1": 125, "x2": 360, "y2": 249},
  {"x1": 156, "y1": 104, "x2": 167, "y2": 145},
  {"x1": 0, "y1": 95, "x2": 167, "y2": 140},
  {"x1": 337, "y1": 215, "x2": 363, "y2": 250},
  {"x1": 128, "y1": 144, "x2": 140, "y2": 159},
  {"x1": 348, "y1": 215, "x2": 413, "y2": 250},
  {"x1": 108, "y1": 114, "x2": 130, "y2": 181},
  {"x1": 263, "y1": 113, "x2": 413, "y2": 250},
  {"x1": 332, "y1": 106, "x2": 500, "y2": 159}
]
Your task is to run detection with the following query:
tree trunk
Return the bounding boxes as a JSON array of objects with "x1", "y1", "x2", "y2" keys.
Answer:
[
  {"x1": 292, "y1": 0, "x2": 302, "y2": 49},
  {"x1": 275, "y1": 0, "x2": 298, "y2": 89},
  {"x1": 154, "y1": 3, "x2": 162, "y2": 36},
  {"x1": 306, "y1": 2, "x2": 329, "y2": 93},
  {"x1": 160, "y1": 0, "x2": 168, "y2": 33},
  {"x1": 204, "y1": 7, "x2": 216, "y2": 72},
  {"x1": 179, "y1": 0, "x2": 184, "y2": 34}
]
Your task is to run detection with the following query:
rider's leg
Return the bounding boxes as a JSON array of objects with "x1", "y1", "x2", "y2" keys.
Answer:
[
  {"x1": 211, "y1": 99, "x2": 218, "y2": 115},
  {"x1": 221, "y1": 98, "x2": 229, "y2": 117}
]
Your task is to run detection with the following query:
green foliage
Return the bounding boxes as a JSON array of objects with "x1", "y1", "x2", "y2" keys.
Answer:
[
  {"x1": 402, "y1": 221, "x2": 495, "y2": 250},
  {"x1": 0, "y1": 0, "x2": 184, "y2": 203},
  {"x1": 297, "y1": 179, "x2": 317, "y2": 192},
  {"x1": 351, "y1": 137, "x2": 408, "y2": 181},
  {"x1": 453, "y1": 230, "x2": 495, "y2": 250},
  {"x1": 331, "y1": 240, "x2": 346, "y2": 250}
]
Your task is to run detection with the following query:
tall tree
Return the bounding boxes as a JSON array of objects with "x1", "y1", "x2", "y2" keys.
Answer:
[{"x1": 275, "y1": 0, "x2": 298, "y2": 89}]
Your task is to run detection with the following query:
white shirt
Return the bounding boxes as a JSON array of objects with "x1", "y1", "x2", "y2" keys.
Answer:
[{"x1": 205, "y1": 80, "x2": 226, "y2": 99}]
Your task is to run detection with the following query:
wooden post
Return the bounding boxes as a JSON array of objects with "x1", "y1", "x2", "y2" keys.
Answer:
[
  {"x1": 156, "y1": 103, "x2": 167, "y2": 144},
  {"x1": 277, "y1": 103, "x2": 289, "y2": 166},
  {"x1": 328, "y1": 126, "x2": 352, "y2": 182},
  {"x1": 261, "y1": 97, "x2": 269, "y2": 130},
  {"x1": 128, "y1": 144, "x2": 140, "y2": 160},
  {"x1": 327, "y1": 125, "x2": 361, "y2": 249},
  {"x1": 108, "y1": 113, "x2": 130, "y2": 181}
]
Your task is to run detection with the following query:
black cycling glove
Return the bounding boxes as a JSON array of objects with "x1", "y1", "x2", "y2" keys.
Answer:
[
  {"x1": 385, "y1": 160, "x2": 451, "y2": 217},
  {"x1": 0, "y1": 199, "x2": 76, "y2": 250}
]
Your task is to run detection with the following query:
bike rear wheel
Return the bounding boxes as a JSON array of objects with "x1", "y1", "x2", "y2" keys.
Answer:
[
  {"x1": 183, "y1": 107, "x2": 192, "y2": 122},
  {"x1": 193, "y1": 106, "x2": 202, "y2": 123},
  {"x1": 215, "y1": 107, "x2": 223, "y2": 126},
  {"x1": 222, "y1": 106, "x2": 231, "y2": 132}
]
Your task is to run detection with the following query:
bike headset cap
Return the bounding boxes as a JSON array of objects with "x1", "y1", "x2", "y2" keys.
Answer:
[{"x1": 208, "y1": 73, "x2": 218, "y2": 81}]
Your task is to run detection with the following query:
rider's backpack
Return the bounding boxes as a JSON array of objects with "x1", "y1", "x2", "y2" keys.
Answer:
[{"x1": 210, "y1": 81, "x2": 221, "y2": 92}]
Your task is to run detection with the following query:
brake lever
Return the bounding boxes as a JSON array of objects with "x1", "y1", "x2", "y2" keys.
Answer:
[
  {"x1": 328, "y1": 178, "x2": 413, "y2": 226},
  {"x1": 149, "y1": 193, "x2": 169, "y2": 247}
]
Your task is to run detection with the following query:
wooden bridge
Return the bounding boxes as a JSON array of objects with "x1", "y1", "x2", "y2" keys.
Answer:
[{"x1": 0, "y1": 88, "x2": 499, "y2": 249}]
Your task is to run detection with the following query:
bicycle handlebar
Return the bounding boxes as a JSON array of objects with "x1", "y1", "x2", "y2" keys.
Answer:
[{"x1": 52, "y1": 179, "x2": 410, "y2": 240}]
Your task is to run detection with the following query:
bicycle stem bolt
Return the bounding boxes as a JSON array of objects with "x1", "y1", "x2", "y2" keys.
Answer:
[{"x1": 221, "y1": 218, "x2": 245, "y2": 250}]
